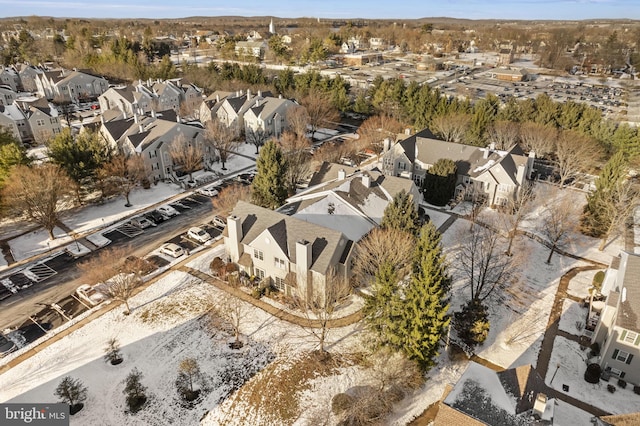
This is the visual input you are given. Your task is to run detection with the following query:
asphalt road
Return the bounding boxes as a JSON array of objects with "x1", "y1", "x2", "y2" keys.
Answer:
[{"x1": 0, "y1": 192, "x2": 216, "y2": 333}]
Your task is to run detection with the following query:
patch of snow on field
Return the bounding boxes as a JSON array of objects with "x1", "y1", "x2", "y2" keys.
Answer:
[
  {"x1": 558, "y1": 299, "x2": 588, "y2": 335},
  {"x1": 8, "y1": 227, "x2": 72, "y2": 261},
  {"x1": 545, "y1": 336, "x2": 639, "y2": 415},
  {"x1": 567, "y1": 269, "x2": 601, "y2": 299}
]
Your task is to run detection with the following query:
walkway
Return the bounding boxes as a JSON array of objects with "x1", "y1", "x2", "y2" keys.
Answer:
[{"x1": 180, "y1": 266, "x2": 363, "y2": 328}]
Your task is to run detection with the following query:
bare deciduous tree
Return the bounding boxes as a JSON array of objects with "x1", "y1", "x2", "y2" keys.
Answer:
[
  {"x1": 1, "y1": 164, "x2": 75, "y2": 240},
  {"x1": 455, "y1": 221, "x2": 519, "y2": 303},
  {"x1": 212, "y1": 182, "x2": 251, "y2": 215},
  {"x1": 175, "y1": 357, "x2": 206, "y2": 401},
  {"x1": 555, "y1": 130, "x2": 603, "y2": 187},
  {"x1": 299, "y1": 90, "x2": 340, "y2": 140},
  {"x1": 486, "y1": 120, "x2": 520, "y2": 150},
  {"x1": 245, "y1": 127, "x2": 267, "y2": 154},
  {"x1": 431, "y1": 113, "x2": 471, "y2": 143},
  {"x1": 98, "y1": 154, "x2": 149, "y2": 207},
  {"x1": 78, "y1": 247, "x2": 147, "y2": 314},
  {"x1": 204, "y1": 120, "x2": 240, "y2": 170},
  {"x1": 286, "y1": 105, "x2": 310, "y2": 140},
  {"x1": 295, "y1": 268, "x2": 351, "y2": 353},
  {"x1": 519, "y1": 121, "x2": 556, "y2": 159},
  {"x1": 538, "y1": 187, "x2": 578, "y2": 263},
  {"x1": 169, "y1": 134, "x2": 203, "y2": 181},
  {"x1": 278, "y1": 130, "x2": 311, "y2": 192},
  {"x1": 498, "y1": 182, "x2": 536, "y2": 256},
  {"x1": 357, "y1": 113, "x2": 404, "y2": 155},
  {"x1": 213, "y1": 292, "x2": 249, "y2": 345},
  {"x1": 353, "y1": 228, "x2": 415, "y2": 287}
]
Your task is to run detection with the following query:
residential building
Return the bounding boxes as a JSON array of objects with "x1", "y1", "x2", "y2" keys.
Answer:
[
  {"x1": 99, "y1": 110, "x2": 209, "y2": 183},
  {"x1": 243, "y1": 95, "x2": 295, "y2": 139},
  {"x1": 434, "y1": 362, "x2": 582, "y2": 425},
  {"x1": 591, "y1": 251, "x2": 640, "y2": 386},
  {"x1": 0, "y1": 67, "x2": 20, "y2": 91},
  {"x1": 368, "y1": 37, "x2": 386, "y2": 50},
  {"x1": 0, "y1": 103, "x2": 27, "y2": 141},
  {"x1": 279, "y1": 164, "x2": 419, "y2": 241},
  {"x1": 17, "y1": 64, "x2": 44, "y2": 93},
  {"x1": 381, "y1": 128, "x2": 535, "y2": 207},
  {"x1": 98, "y1": 84, "x2": 155, "y2": 116},
  {"x1": 223, "y1": 200, "x2": 355, "y2": 302},
  {"x1": 235, "y1": 40, "x2": 267, "y2": 59},
  {"x1": 35, "y1": 69, "x2": 108, "y2": 102},
  {"x1": 0, "y1": 86, "x2": 16, "y2": 106},
  {"x1": 23, "y1": 101, "x2": 62, "y2": 144},
  {"x1": 497, "y1": 48, "x2": 514, "y2": 65}
]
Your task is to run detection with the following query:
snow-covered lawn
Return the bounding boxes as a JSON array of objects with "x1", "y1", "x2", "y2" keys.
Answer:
[
  {"x1": 8, "y1": 227, "x2": 73, "y2": 262},
  {"x1": 61, "y1": 182, "x2": 183, "y2": 235},
  {"x1": 545, "y1": 336, "x2": 640, "y2": 415},
  {"x1": 442, "y1": 219, "x2": 587, "y2": 369},
  {"x1": 421, "y1": 207, "x2": 451, "y2": 231},
  {"x1": 558, "y1": 300, "x2": 588, "y2": 335},
  {"x1": 567, "y1": 269, "x2": 602, "y2": 299}
]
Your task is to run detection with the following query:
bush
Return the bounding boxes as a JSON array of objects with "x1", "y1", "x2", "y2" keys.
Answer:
[
  {"x1": 589, "y1": 342, "x2": 600, "y2": 357},
  {"x1": 607, "y1": 384, "x2": 616, "y2": 393},
  {"x1": 618, "y1": 379, "x2": 627, "y2": 389},
  {"x1": 124, "y1": 368, "x2": 147, "y2": 413},
  {"x1": 584, "y1": 364, "x2": 601, "y2": 384},
  {"x1": 251, "y1": 287, "x2": 264, "y2": 299},
  {"x1": 634, "y1": 385, "x2": 640, "y2": 395},
  {"x1": 592, "y1": 271, "x2": 605, "y2": 292},
  {"x1": 210, "y1": 257, "x2": 224, "y2": 276},
  {"x1": 104, "y1": 338, "x2": 123, "y2": 365},
  {"x1": 331, "y1": 392, "x2": 354, "y2": 414}
]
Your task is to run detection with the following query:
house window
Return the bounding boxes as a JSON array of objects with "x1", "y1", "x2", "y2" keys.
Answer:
[
  {"x1": 274, "y1": 276, "x2": 286, "y2": 291},
  {"x1": 612, "y1": 349, "x2": 634, "y2": 364},
  {"x1": 463, "y1": 176, "x2": 471, "y2": 185},
  {"x1": 398, "y1": 162, "x2": 406, "y2": 170},
  {"x1": 253, "y1": 249, "x2": 264, "y2": 261},
  {"x1": 274, "y1": 257, "x2": 286, "y2": 269},
  {"x1": 36, "y1": 119, "x2": 45, "y2": 126},
  {"x1": 254, "y1": 268, "x2": 265, "y2": 280},
  {"x1": 622, "y1": 331, "x2": 639, "y2": 344},
  {"x1": 607, "y1": 367, "x2": 626, "y2": 379},
  {"x1": 498, "y1": 184, "x2": 511, "y2": 192}
]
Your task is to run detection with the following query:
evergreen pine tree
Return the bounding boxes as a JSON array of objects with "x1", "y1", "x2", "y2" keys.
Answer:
[
  {"x1": 251, "y1": 140, "x2": 288, "y2": 209},
  {"x1": 422, "y1": 159, "x2": 457, "y2": 206},
  {"x1": 395, "y1": 223, "x2": 451, "y2": 371},
  {"x1": 123, "y1": 368, "x2": 147, "y2": 413},
  {"x1": 580, "y1": 151, "x2": 627, "y2": 237},
  {"x1": 362, "y1": 260, "x2": 401, "y2": 349},
  {"x1": 381, "y1": 190, "x2": 419, "y2": 236}
]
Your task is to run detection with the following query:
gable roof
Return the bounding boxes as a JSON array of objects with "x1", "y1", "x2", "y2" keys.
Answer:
[
  {"x1": 226, "y1": 200, "x2": 351, "y2": 274},
  {"x1": 616, "y1": 252, "x2": 640, "y2": 332}
]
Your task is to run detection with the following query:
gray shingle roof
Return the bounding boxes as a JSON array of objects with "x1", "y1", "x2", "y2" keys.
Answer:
[{"x1": 227, "y1": 201, "x2": 351, "y2": 274}]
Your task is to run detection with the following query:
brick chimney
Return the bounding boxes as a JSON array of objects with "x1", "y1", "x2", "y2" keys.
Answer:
[{"x1": 295, "y1": 239, "x2": 312, "y2": 301}]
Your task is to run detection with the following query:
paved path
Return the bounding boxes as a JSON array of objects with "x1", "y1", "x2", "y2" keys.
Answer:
[{"x1": 180, "y1": 266, "x2": 363, "y2": 328}]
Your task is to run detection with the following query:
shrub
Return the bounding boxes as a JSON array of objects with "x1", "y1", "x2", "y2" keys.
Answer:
[
  {"x1": 607, "y1": 384, "x2": 616, "y2": 393},
  {"x1": 592, "y1": 271, "x2": 605, "y2": 292},
  {"x1": 634, "y1": 385, "x2": 640, "y2": 395},
  {"x1": 584, "y1": 364, "x2": 601, "y2": 384},
  {"x1": 589, "y1": 342, "x2": 600, "y2": 358},
  {"x1": 54, "y1": 376, "x2": 87, "y2": 415},
  {"x1": 104, "y1": 338, "x2": 123, "y2": 365},
  {"x1": 618, "y1": 379, "x2": 627, "y2": 389},
  {"x1": 210, "y1": 257, "x2": 224, "y2": 276},
  {"x1": 251, "y1": 287, "x2": 264, "y2": 299},
  {"x1": 124, "y1": 368, "x2": 147, "y2": 413},
  {"x1": 331, "y1": 392, "x2": 354, "y2": 414}
]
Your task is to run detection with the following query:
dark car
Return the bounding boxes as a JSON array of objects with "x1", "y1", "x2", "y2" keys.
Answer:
[
  {"x1": 0, "y1": 333, "x2": 16, "y2": 357},
  {"x1": 145, "y1": 210, "x2": 166, "y2": 224}
]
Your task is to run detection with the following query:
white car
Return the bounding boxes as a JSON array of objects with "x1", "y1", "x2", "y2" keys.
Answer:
[
  {"x1": 197, "y1": 185, "x2": 219, "y2": 197},
  {"x1": 130, "y1": 216, "x2": 155, "y2": 229},
  {"x1": 157, "y1": 205, "x2": 179, "y2": 218},
  {"x1": 76, "y1": 284, "x2": 107, "y2": 306},
  {"x1": 212, "y1": 215, "x2": 226, "y2": 228},
  {"x1": 188, "y1": 227, "x2": 211, "y2": 243},
  {"x1": 160, "y1": 243, "x2": 185, "y2": 258}
]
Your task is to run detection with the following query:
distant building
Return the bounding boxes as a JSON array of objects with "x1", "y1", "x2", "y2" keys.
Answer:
[
  {"x1": 488, "y1": 68, "x2": 529, "y2": 82},
  {"x1": 343, "y1": 52, "x2": 383, "y2": 67},
  {"x1": 497, "y1": 48, "x2": 514, "y2": 66}
]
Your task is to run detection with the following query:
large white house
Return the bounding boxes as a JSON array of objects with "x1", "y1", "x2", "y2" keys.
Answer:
[{"x1": 381, "y1": 128, "x2": 535, "y2": 207}]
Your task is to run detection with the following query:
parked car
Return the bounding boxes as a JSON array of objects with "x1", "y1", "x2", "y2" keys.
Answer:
[
  {"x1": 188, "y1": 227, "x2": 212, "y2": 243},
  {"x1": 130, "y1": 216, "x2": 155, "y2": 229},
  {"x1": 197, "y1": 185, "x2": 219, "y2": 197},
  {"x1": 145, "y1": 210, "x2": 166, "y2": 224},
  {"x1": 157, "y1": 205, "x2": 179, "y2": 218},
  {"x1": 0, "y1": 333, "x2": 16, "y2": 357},
  {"x1": 212, "y1": 215, "x2": 227, "y2": 228},
  {"x1": 76, "y1": 284, "x2": 107, "y2": 306},
  {"x1": 160, "y1": 243, "x2": 185, "y2": 258}
]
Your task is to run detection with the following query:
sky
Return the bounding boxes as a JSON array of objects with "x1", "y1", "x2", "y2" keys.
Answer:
[{"x1": 0, "y1": 0, "x2": 638, "y2": 21}]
